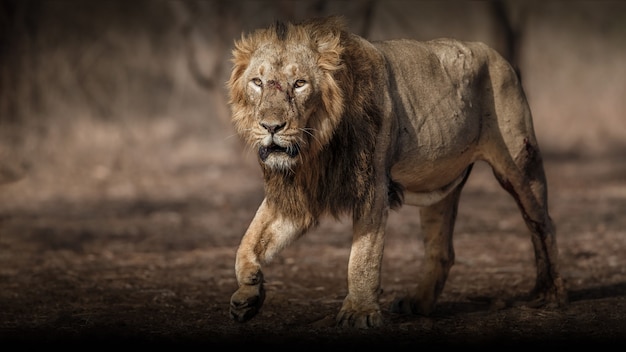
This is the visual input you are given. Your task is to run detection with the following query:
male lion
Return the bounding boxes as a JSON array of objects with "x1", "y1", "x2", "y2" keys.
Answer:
[{"x1": 227, "y1": 16, "x2": 567, "y2": 328}]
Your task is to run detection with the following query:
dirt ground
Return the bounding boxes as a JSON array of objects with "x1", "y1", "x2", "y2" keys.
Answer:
[{"x1": 1, "y1": 153, "x2": 625, "y2": 348}]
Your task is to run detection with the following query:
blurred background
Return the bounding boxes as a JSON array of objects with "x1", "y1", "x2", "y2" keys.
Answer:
[{"x1": 1, "y1": 0, "x2": 625, "y2": 211}]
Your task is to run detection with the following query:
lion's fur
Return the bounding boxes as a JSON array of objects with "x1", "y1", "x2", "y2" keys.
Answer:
[{"x1": 227, "y1": 16, "x2": 566, "y2": 328}]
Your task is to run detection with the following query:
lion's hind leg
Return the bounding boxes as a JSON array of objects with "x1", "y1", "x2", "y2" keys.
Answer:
[
  {"x1": 488, "y1": 137, "x2": 568, "y2": 308},
  {"x1": 390, "y1": 167, "x2": 471, "y2": 316},
  {"x1": 482, "y1": 56, "x2": 567, "y2": 308}
]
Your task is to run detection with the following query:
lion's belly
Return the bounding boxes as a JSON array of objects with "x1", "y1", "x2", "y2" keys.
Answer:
[
  {"x1": 390, "y1": 104, "x2": 481, "y2": 192},
  {"x1": 397, "y1": 163, "x2": 472, "y2": 207},
  {"x1": 391, "y1": 150, "x2": 475, "y2": 193}
]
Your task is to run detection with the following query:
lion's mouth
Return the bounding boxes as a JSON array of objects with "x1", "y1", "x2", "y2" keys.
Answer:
[{"x1": 259, "y1": 143, "x2": 299, "y2": 161}]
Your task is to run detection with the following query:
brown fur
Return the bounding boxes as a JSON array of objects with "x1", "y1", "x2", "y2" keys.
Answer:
[{"x1": 227, "y1": 16, "x2": 567, "y2": 328}]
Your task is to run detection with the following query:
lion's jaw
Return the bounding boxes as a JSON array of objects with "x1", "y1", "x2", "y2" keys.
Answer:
[{"x1": 256, "y1": 127, "x2": 301, "y2": 171}]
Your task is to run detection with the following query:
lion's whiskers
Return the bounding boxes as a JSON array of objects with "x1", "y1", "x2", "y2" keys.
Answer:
[
  {"x1": 296, "y1": 146, "x2": 305, "y2": 167},
  {"x1": 299, "y1": 127, "x2": 323, "y2": 149},
  {"x1": 223, "y1": 127, "x2": 258, "y2": 143},
  {"x1": 223, "y1": 132, "x2": 242, "y2": 141},
  {"x1": 241, "y1": 143, "x2": 255, "y2": 160}
]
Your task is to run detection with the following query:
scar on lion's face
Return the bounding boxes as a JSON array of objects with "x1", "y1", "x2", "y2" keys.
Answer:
[{"x1": 266, "y1": 80, "x2": 282, "y2": 91}]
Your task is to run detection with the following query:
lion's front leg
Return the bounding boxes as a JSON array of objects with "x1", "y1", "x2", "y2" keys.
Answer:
[
  {"x1": 336, "y1": 209, "x2": 388, "y2": 328},
  {"x1": 230, "y1": 199, "x2": 309, "y2": 322}
]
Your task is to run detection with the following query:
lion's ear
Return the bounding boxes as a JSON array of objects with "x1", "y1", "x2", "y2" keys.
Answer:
[
  {"x1": 317, "y1": 33, "x2": 343, "y2": 72},
  {"x1": 305, "y1": 16, "x2": 344, "y2": 71},
  {"x1": 313, "y1": 29, "x2": 345, "y2": 136},
  {"x1": 316, "y1": 33, "x2": 343, "y2": 72}
]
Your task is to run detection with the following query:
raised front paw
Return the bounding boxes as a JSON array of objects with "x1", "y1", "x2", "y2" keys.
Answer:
[
  {"x1": 336, "y1": 307, "x2": 383, "y2": 328},
  {"x1": 230, "y1": 283, "x2": 266, "y2": 322}
]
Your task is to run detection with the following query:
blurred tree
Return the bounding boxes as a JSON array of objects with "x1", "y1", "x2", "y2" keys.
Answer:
[
  {"x1": 489, "y1": 0, "x2": 528, "y2": 80},
  {"x1": 0, "y1": 0, "x2": 43, "y2": 123}
]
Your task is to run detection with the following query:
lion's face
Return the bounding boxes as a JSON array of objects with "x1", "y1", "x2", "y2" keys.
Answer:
[
  {"x1": 228, "y1": 21, "x2": 345, "y2": 172},
  {"x1": 242, "y1": 43, "x2": 322, "y2": 170}
]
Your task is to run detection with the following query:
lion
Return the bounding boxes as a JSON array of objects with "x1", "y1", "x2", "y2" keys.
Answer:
[{"x1": 227, "y1": 16, "x2": 567, "y2": 328}]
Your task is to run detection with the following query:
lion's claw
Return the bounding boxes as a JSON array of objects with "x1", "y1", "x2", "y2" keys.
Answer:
[
  {"x1": 230, "y1": 284, "x2": 265, "y2": 322},
  {"x1": 336, "y1": 309, "x2": 383, "y2": 328}
]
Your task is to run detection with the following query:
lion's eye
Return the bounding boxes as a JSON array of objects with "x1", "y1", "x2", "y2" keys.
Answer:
[
  {"x1": 251, "y1": 78, "x2": 263, "y2": 87},
  {"x1": 294, "y1": 79, "x2": 307, "y2": 89}
]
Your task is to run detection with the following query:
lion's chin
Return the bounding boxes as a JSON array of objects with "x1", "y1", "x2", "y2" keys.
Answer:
[
  {"x1": 258, "y1": 144, "x2": 299, "y2": 170},
  {"x1": 258, "y1": 144, "x2": 299, "y2": 161}
]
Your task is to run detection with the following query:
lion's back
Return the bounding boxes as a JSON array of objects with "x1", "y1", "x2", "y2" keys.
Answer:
[
  {"x1": 375, "y1": 39, "x2": 491, "y2": 155},
  {"x1": 374, "y1": 38, "x2": 503, "y2": 92}
]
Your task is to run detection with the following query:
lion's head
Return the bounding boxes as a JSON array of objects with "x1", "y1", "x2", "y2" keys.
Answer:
[{"x1": 228, "y1": 18, "x2": 347, "y2": 171}]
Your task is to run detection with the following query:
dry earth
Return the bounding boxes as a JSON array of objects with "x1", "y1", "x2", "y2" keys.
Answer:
[{"x1": 1, "y1": 154, "x2": 625, "y2": 348}]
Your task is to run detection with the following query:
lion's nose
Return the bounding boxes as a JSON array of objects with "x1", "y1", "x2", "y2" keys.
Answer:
[{"x1": 260, "y1": 122, "x2": 286, "y2": 134}]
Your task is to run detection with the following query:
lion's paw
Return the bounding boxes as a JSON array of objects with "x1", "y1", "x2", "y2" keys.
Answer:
[
  {"x1": 526, "y1": 284, "x2": 568, "y2": 309},
  {"x1": 230, "y1": 283, "x2": 266, "y2": 322},
  {"x1": 389, "y1": 296, "x2": 433, "y2": 316},
  {"x1": 336, "y1": 308, "x2": 383, "y2": 328}
]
